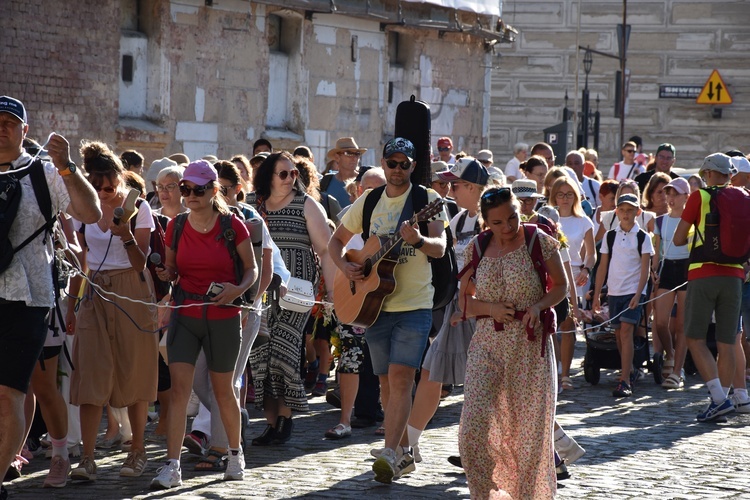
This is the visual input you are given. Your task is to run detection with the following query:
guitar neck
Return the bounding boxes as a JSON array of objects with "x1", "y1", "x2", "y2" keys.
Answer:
[{"x1": 369, "y1": 213, "x2": 420, "y2": 263}]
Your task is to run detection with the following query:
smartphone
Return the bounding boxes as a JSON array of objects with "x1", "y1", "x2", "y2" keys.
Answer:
[{"x1": 206, "y1": 282, "x2": 224, "y2": 298}]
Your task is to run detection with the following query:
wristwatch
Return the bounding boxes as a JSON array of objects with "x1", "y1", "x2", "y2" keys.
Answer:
[{"x1": 58, "y1": 161, "x2": 77, "y2": 177}]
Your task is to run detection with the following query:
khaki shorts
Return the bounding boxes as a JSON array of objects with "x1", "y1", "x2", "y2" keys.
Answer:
[{"x1": 71, "y1": 268, "x2": 158, "y2": 407}]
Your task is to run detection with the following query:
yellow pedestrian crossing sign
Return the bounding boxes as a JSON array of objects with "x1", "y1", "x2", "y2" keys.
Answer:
[{"x1": 696, "y1": 70, "x2": 732, "y2": 105}]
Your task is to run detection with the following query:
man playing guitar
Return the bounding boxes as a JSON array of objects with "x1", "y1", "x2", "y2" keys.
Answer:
[{"x1": 328, "y1": 137, "x2": 447, "y2": 484}]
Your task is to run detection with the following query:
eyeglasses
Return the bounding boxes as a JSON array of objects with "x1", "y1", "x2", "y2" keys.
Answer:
[
  {"x1": 341, "y1": 151, "x2": 361, "y2": 158},
  {"x1": 556, "y1": 192, "x2": 576, "y2": 200},
  {"x1": 623, "y1": 149, "x2": 635, "y2": 154},
  {"x1": 437, "y1": 147, "x2": 451, "y2": 152},
  {"x1": 179, "y1": 183, "x2": 212, "y2": 197},
  {"x1": 274, "y1": 169, "x2": 298, "y2": 181},
  {"x1": 385, "y1": 159, "x2": 411, "y2": 170},
  {"x1": 93, "y1": 185, "x2": 116, "y2": 194},
  {"x1": 156, "y1": 182, "x2": 178, "y2": 193},
  {"x1": 480, "y1": 187, "x2": 512, "y2": 205},
  {"x1": 219, "y1": 184, "x2": 237, "y2": 196}
]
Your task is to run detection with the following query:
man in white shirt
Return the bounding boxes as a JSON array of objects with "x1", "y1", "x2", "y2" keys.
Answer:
[
  {"x1": 504, "y1": 142, "x2": 529, "y2": 183},
  {"x1": 566, "y1": 150, "x2": 600, "y2": 210},
  {"x1": 608, "y1": 141, "x2": 645, "y2": 181}
]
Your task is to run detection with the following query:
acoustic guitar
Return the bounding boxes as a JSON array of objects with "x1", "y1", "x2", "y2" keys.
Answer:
[{"x1": 333, "y1": 198, "x2": 444, "y2": 328}]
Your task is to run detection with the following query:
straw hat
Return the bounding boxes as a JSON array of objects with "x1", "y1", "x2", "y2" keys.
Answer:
[{"x1": 326, "y1": 137, "x2": 367, "y2": 161}]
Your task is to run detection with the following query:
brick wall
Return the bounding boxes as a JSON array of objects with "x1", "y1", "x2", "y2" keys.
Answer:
[{"x1": 2, "y1": 0, "x2": 120, "y2": 161}]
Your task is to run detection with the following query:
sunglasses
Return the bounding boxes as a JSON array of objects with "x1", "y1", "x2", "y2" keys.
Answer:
[
  {"x1": 341, "y1": 151, "x2": 361, "y2": 158},
  {"x1": 623, "y1": 149, "x2": 635, "y2": 154},
  {"x1": 385, "y1": 159, "x2": 411, "y2": 170},
  {"x1": 274, "y1": 169, "x2": 298, "y2": 181},
  {"x1": 179, "y1": 183, "x2": 212, "y2": 197},
  {"x1": 437, "y1": 147, "x2": 451, "y2": 152},
  {"x1": 93, "y1": 185, "x2": 116, "y2": 194},
  {"x1": 480, "y1": 187, "x2": 512, "y2": 205},
  {"x1": 219, "y1": 184, "x2": 237, "y2": 196}
]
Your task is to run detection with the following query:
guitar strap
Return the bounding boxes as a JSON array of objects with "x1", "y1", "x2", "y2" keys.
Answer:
[{"x1": 362, "y1": 184, "x2": 415, "y2": 259}]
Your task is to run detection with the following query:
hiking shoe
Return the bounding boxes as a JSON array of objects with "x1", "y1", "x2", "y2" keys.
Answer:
[
  {"x1": 613, "y1": 380, "x2": 632, "y2": 397},
  {"x1": 43, "y1": 456, "x2": 70, "y2": 488},
  {"x1": 120, "y1": 450, "x2": 148, "y2": 477},
  {"x1": 555, "y1": 436, "x2": 585, "y2": 464},
  {"x1": 70, "y1": 456, "x2": 97, "y2": 482},
  {"x1": 697, "y1": 398, "x2": 735, "y2": 422},
  {"x1": 393, "y1": 449, "x2": 415, "y2": 480},
  {"x1": 223, "y1": 449, "x2": 245, "y2": 481},
  {"x1": 183, "y1": 432, "x2": 208, "y2": 456},
  {"x1": 151, "y1": 460, "x2": 182, "y2": 490},
  {"x1": 731, "y1": 394, "x2": 750, "y2": 414},
  {"x1": 372, "y1": 448, "x2": 397, "y2": 484}
]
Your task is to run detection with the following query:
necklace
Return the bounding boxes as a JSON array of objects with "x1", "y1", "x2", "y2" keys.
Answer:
[{"x1": 189, "y1": 213, "x2": 216, "y2": 232}]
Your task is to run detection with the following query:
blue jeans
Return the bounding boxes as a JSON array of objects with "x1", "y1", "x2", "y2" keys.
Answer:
[{"x1": 365, "y1": 309, "x2": 432, "y2": 376}]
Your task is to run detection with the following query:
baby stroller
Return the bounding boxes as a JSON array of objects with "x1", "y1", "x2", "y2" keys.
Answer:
[{"x1": 581, "y1": 288, "x2": 656, "y2": 386}]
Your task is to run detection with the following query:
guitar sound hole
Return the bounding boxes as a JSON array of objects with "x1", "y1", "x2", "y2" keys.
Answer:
[{"x1": 362, "y1": 259, "x2": 372, "y2": 278}]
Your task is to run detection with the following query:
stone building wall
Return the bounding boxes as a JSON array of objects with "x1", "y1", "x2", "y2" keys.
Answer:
[
  {"x1": 3, "y1": 0, "x2": 493, "y2": 170},
  {"x1": 490, "y1": 0, "x2": 750, "y2": 169},
  {"x1": 2, "y1": 0, "x2": 121, "y2": 158}
]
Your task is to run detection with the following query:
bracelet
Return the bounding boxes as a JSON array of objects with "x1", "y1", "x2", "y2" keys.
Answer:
[
  {"x1": 413, "y1": 237, "x2": 425, "y2": 250},
  {"x1": 122, "y1": 239, "x2": 136, "y2": 248},
  {"x1": 582, "y1": 266, "x2": 591, "y2": 274}
]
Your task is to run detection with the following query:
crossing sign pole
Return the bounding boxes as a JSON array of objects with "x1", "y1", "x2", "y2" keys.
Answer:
[{"x1": 696, "y1": 70, "x2": 733, "y2": 105}]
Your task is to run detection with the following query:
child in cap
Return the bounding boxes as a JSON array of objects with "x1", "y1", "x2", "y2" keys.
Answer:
[{"x1": 592, "y1": 193, "x2": 654, "y2": 398}]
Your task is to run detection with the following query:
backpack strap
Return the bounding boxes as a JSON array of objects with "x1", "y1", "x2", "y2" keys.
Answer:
[
  {"x1": 361, "y1": 185, "x2": 386, "y2": 241},
  {"x1": 13, "y1": 161, "x2": 56, "y2": 252},
  {"x1": 410, "y1": 185, "x2": 429, "y2": 237},
  {"x1": 319, "y1": 173, "x2": 335, "y2": 193},
  {"x1": 613, "y1": 163, "x2": 620, "y2": 179},
  {"x1": 218, "y1": 214, "x2": 245, "y2": 295},
  {"x1": 170, "y1": 213, "x2": 189, "y2": 252}
]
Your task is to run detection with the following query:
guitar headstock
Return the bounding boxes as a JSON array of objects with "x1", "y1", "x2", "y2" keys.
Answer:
[{"x1": 413, "y1": 198, "x2": 445, "y2": 224}]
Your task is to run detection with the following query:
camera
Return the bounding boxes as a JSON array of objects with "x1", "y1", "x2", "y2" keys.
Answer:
[{"x1": 206, "y1": 282, "x2": 225, "y2": 298}]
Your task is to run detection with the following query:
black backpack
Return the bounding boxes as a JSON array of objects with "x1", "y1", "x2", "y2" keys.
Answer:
[
  {"x1": 362, "y1": 184, "x2": 457, "y2": 310},
  {"x1": 0, "y1": 159, "x2": 54, "y2": 273}
]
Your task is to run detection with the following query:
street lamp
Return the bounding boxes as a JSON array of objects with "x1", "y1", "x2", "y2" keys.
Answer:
[{"x1": 581, "y1": 47, "x2": 593, "y2": 148}]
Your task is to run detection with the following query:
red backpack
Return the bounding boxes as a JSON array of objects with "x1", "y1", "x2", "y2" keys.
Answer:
[
  {"x1": 691, "y1": 185, "x2": 750, "y2": 265},
  {"x1": 457, "y1": 223, "x2": 557, "y2": 357}
]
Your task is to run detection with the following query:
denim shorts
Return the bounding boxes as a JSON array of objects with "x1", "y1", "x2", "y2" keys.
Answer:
[
  {"x1": 608, "y1": 294, "x2": 643, "y2": 328},
  {"x1": 365, "y1": 309, "x2": 432, "y2": 376}
]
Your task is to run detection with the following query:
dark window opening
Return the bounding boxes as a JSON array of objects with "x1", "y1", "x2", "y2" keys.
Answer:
[{"x1": 122, "y1": 55, "x2": 134, "y2": 83}]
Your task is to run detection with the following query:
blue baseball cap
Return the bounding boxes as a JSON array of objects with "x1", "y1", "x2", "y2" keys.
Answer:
[{"x1": 0, "y1": 96, "x2": 27, "y2": 123}]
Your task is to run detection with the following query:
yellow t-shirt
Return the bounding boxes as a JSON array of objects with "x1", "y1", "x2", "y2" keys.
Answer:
[{"x1": 341, "y1": 185, "x2": 448, "y2": 312}]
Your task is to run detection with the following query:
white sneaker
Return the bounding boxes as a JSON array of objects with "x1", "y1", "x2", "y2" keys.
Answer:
[
  {"x1": 150, "y1": 460, "x2": 182, "y2": 490},
  {"x1": 186, "y1": 391, "x2": 200, "y2": 417},
  {"x1": 555, "y1": 436, "x2": 585, "y2": 464},
  {"x1": 412, "y1": 443, "x2": 422, "y2": 463},
  {"x1": 372, "y1": 448, "x2": 397, "y2": 484},
  {"x1": 731, "y1": 394, "x2": 750, "y2": 414},
  {"x1": 224, "y1": 449, "x2": 245, "y2": 481},
  {"x1": 393, "y1": 448, "x2": 416, "y2": 480}
]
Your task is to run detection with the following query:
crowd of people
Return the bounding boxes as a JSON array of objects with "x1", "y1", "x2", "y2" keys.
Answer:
[{"x1": 2, "y1": 93, "x2": 750, "y2": 499}]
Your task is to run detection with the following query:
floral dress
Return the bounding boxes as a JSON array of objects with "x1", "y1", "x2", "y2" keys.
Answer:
[{"x1": 459, "y1": 231, "x2": 559, "y2": 500}]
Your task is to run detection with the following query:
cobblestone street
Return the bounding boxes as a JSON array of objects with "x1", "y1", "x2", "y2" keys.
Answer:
[{"x1": 6, "y1": 345, "x2": 750, "y2": 499}]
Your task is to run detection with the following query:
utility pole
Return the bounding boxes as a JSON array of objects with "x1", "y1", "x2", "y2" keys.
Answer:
[{"x1": 620, "y1": 0, "x2": 627, "y2": 147}]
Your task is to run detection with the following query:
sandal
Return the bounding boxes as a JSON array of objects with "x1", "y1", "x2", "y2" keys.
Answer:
[
  {"x1": 195, "y1": 449, "x2": 228, "y2": 472},
  {"x1": 662, "y1": 373, "x2": 683, "y2": 389},
  {"x1": 374, "y1": 425, "x2": 385, "y2": 436},
  {"x1": 662, "y1": 358, "x2": 675, "y2": 377},
  {"x1": 561, "y1": 376, "x2": 574, "y2": 390},
  {"x1": 324, "y1": 423, "x2": 352, "y2": 439}
]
